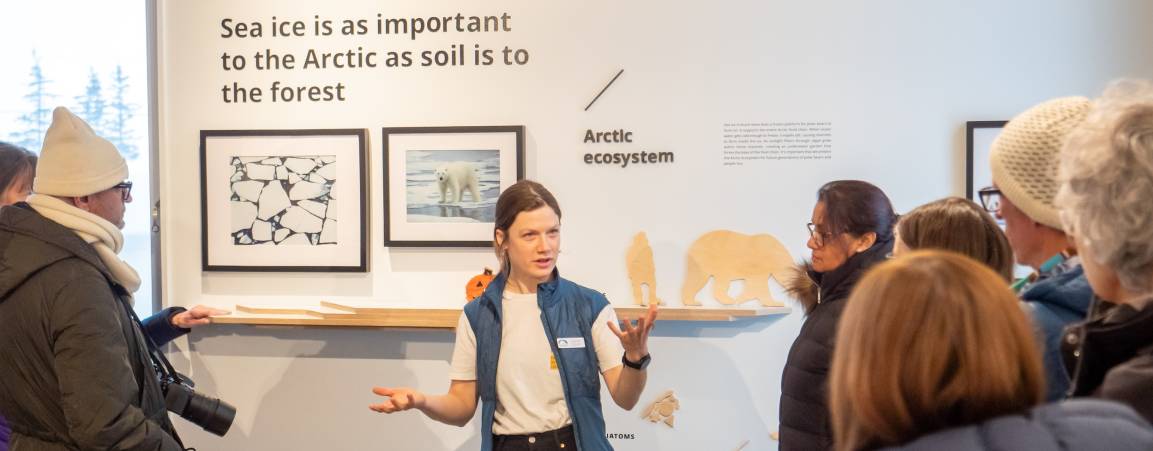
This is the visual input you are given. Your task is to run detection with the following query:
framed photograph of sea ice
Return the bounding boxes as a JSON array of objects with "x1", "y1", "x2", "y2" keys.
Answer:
[
  {"x1": 200, "y1": 129, "x2": 368, "y2": 272},
  {"x1": 382, "y1": 126, "x2": 524, "y2": 247}
]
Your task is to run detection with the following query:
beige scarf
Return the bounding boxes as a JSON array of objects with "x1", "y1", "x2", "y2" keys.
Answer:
[{"x1": 26, "y1": 194, "x2": 142, "y2": 298}]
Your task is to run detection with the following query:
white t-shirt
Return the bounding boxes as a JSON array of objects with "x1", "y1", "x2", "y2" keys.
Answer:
[{"x1": 449, "y1": 291, "x2": 625, "y2": 435}]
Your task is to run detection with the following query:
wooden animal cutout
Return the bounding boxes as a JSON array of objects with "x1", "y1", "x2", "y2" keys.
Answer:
[
  {"x1": 641, "y1": 390, "x2": 679, "y2": 428},
  {"x1": 466, "y1": 268, "x2": 495, "y2": 302},
  {"x1": 682, "y1": 230, "x2": 794, "y2": 307},
  {"x1": 625, "y1": 232, "x2": 662, "y2": 306}
]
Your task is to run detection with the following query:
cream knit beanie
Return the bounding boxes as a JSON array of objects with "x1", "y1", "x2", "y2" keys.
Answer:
[
  {"x1": 989, "y1": 97, "x2": 1091, "y2": 229},
  {"x1": 33, "y1": 107, "x2": 128, "y2": 197}
]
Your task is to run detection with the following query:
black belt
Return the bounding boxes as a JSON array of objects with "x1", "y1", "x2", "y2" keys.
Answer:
[{"x1": 493, "y1": 424, "x2": 575, "y2": 450}]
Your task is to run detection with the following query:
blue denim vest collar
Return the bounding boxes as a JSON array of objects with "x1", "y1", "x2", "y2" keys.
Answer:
[{"x1": 464, "y1": 268, "x2": 614, "y2": 451}]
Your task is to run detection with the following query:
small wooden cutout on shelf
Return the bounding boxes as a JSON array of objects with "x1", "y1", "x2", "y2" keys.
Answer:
[
  {"x1": 626, "y1": 232, "x2": 662, "y2": 306},
  {"x1": 466, "y1": 267, "x2": 495, "y2": 302},
  {"x1": 682, "y1": 230, "x2": 794, "y2": 307},
  {"x1": 641, "y1": 390, "x2": 680, "y2": 428}
]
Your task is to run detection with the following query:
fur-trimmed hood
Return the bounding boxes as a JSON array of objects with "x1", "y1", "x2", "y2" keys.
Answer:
[
  {"x1": 785, "y1": 238, "x2": 894, "y2": 315},
  {"x1": 785, "y1": 263, "x2": 821, "y2": 314}
]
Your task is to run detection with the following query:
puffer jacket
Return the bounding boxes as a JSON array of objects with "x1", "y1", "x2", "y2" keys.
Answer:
[
  {"x1": 0, "y1": 203, "x2": 182, "y2": 450},
  {"x1": 878, "y1": 399, "x2": 1153, "y2": 451},
  {"x1": 779, "y1": 239, "x2": 893, "y2": 450},
  {"x1": 1020, "y1": 264, "x2": 1092, "y2": 401}
]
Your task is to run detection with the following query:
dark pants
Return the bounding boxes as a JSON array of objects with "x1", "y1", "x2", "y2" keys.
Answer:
[{"x1": 493, "y1": 425, "x2": 575, "y2": 451}]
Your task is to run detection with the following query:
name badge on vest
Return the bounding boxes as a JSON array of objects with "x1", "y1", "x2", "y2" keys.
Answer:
[{"x1": 557, "y1": 337, "x2": 586, "y2": 349}]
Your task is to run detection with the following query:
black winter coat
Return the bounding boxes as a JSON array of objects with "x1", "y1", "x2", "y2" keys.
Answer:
[
  {"x1": 1063, "y1": 295, "x2": 1153, "y2": 423},
  {"x1": 778, "y1": 240, "x2": 892, "y2": 451},
  {"x1": 0, "y1": 204, "x2": 183, "y2": 450}
]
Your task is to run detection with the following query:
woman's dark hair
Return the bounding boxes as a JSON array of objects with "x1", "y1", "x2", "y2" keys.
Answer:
[
  {"x1": 817, "y1": 180, "x2": 897, "y2": 244},
  {"x1": 0, "y1": 141, "x2": 37, "y2": 196},
  {"x1": 493, "y1": 179, "x2": 562, "y2": 274},
  {"x1": 898, "y1": 197, "x2": 1015, "y2": 282}
]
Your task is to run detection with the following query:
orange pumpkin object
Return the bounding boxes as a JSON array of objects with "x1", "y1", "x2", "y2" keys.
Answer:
[{"x1": 466, "y1": 268, "x2": 495, "y2": 302}]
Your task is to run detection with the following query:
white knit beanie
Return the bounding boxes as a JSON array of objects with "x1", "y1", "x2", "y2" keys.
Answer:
[
  {"x1": 989, "y1": 97, "x2": 1091, "y2": 229},
  {"x1": 33, "y1": 107, "x2": 128, "y2": 197}
]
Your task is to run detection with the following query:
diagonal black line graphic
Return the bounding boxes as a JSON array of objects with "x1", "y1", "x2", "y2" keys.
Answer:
[{"x1": 584, "y1": 69, "x2": 624, "y2": 111}]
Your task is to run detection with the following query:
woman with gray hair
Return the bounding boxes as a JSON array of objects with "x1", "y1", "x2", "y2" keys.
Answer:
[{"x1": 1057, "y1": 79, "x2": 1153, "y2": 423}]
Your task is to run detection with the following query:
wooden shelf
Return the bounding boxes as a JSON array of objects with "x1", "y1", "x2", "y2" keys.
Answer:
[{"x1": 211, "y1": 302, "x2": 791, "y2": 329}]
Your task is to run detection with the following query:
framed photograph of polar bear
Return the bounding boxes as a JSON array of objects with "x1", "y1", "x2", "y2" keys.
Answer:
[
  {"x1": 200, "y1": 129, "x2": 369, "y2": 272},
  {"x1": 382, "y1": 126, "x2": 525, "y2": 247}
]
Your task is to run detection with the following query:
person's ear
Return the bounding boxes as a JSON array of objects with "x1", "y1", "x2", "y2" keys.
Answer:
[
  {"x1": 71, "y1": 195, "x2": 95, "y2": 213},
  {"x1": 854, "y1": 232, "x2": 877, "y2": 253},
  {"x1": 494, "y1": 229, "x2": 507, "y2": 252}
]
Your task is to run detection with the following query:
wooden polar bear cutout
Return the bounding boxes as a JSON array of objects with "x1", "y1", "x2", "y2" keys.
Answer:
[
  {"x1": 681, "y1": 230, "x2": 794, "y2": 307},
  {"x1": 435, "y1": 162, "x2": 481, "y2": 203},
  {"x1": 625, "y1": 232, "x2": 662, "y2": 306}
]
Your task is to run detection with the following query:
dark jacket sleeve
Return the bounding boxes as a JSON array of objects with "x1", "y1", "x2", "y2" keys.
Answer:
[
  {"x1": 1098, "y1": 355, "x2": 1153, "y2": 424},
  {"x1": 141, "y1": 307, "x2": 190, "y2": 347},
  {"x1": 50, "y1": 272, "x2": 183, "y2": 451}
]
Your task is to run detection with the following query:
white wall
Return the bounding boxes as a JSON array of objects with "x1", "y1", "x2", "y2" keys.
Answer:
[{"x1": 156, "y1": 0, "x2": 1153, "y2": 449}]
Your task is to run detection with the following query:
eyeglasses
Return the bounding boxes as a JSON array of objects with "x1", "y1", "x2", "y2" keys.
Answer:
[
  {"x1": 978, "y1": 186, "x2": 1001, "y2": 213},
  {"x1": 807, "y1": 222, "x2": 834, "y2": 247},
  {"x1": 113, "y1": 181, "x2": 133, "y2": 202}
]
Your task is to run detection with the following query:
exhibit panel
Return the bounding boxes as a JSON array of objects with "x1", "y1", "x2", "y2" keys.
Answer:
[{"x1": 155, "y1": 0, "x2": 1153, "y2": 449}]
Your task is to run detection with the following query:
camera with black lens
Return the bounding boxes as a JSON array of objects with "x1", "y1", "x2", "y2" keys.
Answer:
[{"x1": 161, "y1": 372, "x2": 236, "y2": 437}]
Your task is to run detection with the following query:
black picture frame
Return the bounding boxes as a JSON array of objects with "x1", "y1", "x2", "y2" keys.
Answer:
[
  {"x1": 200, "y1": 129, "x2": 369, "y2": 272},
  {"x1": 965, "y1": 120, "x2": 1008, "y2": 201},
  {"x1": 382, "y1": 125, "x2": 525, "y2": 247}
]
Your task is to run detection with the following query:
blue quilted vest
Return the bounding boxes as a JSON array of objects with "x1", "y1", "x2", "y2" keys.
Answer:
[{"x1": 463, "y1": 269, "x2": 614, "y2": 451}]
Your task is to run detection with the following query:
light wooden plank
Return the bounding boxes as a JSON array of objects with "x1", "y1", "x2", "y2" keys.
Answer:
[
  {"x1": 212, "y1": 313, "x2": 458, "y2": 329},
  {"x1": 235, "y1": 305, "x2": 327, "y2": 317},
  {"x1": 319, "y1": 302, "x2": 462, "y2": 322},
  {"x1": 616, "y1": 306, "x2": 791, "y2": 322},
  {"x1": 236, "y1": 304, "x2": 360, "y2": 318}
]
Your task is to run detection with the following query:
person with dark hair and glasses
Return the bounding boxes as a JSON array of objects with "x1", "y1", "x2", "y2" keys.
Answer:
[{"x1": 779, "y1": 180, "x2": 898, "y2": 450}]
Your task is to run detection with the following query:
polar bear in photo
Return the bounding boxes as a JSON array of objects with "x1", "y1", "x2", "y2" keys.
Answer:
[{"x1": 435, "y1": 162, "x2": 481, "y2": 203}]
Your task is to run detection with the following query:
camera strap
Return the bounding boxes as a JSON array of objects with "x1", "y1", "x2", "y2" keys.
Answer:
[
  {"x1": 111, "y1": 283, "x2": 192, "y2": 449},
  {"x1": 116, "y1": 293, "x2": 185, "y2": 383}
]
